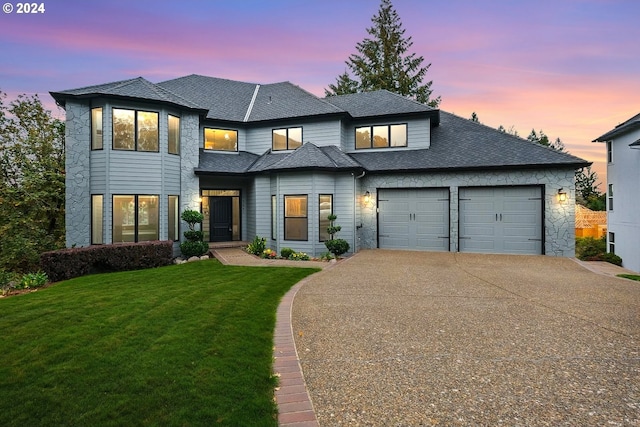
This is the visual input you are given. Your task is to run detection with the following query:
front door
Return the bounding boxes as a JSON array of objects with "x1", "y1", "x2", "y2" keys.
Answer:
[{"x1": 210, "y1": 197, "x2": 232, "y2": 242}]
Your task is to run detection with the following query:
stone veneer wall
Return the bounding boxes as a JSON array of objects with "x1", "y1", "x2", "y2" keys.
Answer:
[
  {"x1": 65, "y1": 101, "x2": 91, "y2": 248},
  {"x1": 358, "y1": 168, "x2": 576, "y2": 257},
  {"x1": 180, "y1": 113, "x2": 201, "y2": 226}
]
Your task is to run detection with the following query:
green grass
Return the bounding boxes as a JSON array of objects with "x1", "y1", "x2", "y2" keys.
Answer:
[
  {"x1": 618, "y1": 274, "x2": 640, "y2": 281},
  {"x1": 0, "y1": 260, "x2": 319, "y2": 427}
]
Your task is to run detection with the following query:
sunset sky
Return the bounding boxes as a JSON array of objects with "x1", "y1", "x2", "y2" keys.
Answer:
[{"x1": 2, "y1": 0, "x2": 639, "y2": 185}]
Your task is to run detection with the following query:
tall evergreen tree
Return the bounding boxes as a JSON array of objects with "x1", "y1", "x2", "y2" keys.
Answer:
[{"x1": 325, "y1": 0, "x2": 440, "y2": 107}]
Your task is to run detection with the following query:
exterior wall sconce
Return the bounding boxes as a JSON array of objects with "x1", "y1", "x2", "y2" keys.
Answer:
[
  {"x1": 363, "y1": 191, "x2": 371, "y2": 204},
  {"x1": 557, "y1": 188, "x2": 567, "y2": 202}
]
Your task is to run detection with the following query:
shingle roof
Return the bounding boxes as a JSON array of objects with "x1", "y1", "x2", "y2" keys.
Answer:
[
  {"x1": 50, "y1": 77, "x2": 204, "y2": 111},
  {"x1": 195, "y1": 143, "x2": 362, "y2": 175},
  {"x1": 324, "y1": 90, "x2": 437, "y2": 120},
  {"x1": 350, "y1": 112, "x2": 590, "y2": 172},
  {"x1": 593, "y1": 113, "x2": 640, "y2": 141}
]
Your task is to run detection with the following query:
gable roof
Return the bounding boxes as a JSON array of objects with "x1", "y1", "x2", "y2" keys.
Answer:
[
  {"x1": 50, "y1": 77, "x2": 205, "y2": 111},
  {"x1": 593, "y1": 113, "x2": 640, "y2": 142},
  {"x1": 350, "y1": 112, "x2": 590, "y2": 172},
  {"x1": 324, "y1": 90, "x2": 438, "y2": 122}
]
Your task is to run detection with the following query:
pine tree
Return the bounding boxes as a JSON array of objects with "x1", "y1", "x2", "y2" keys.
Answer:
[
  {"x1": 325, "y1": 0, "x2": 440, "y2": 107},
  {"x1": 470, "y1": 112, "x2": 480, "y2": 123}
]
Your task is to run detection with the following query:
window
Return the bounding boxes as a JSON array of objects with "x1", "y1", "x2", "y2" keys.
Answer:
[
  {"x1": 91, "y1": 195, "x2": 103, "y2": 244},
  {"x1": 113, "y1": 195, "x2": 159, "y2": 243},
  {"x1": 608, "y1": 184, "x2": 613, "y2": 211},
  {"x1": 609, "y1": 232, "x2": 615, "y2": 254},
  {"x1": 168, "y1": 195, "x2": 179, "y2": 241},
  {"x1": 204, "y1": 128, "x2": 237, "y2": 151},
  {"x1": 607, "y1": 141, "x2": 612, "y2": 163},
  {"x1": 355, "y1": 124, "x2": 407, "y2": 149},
  {"x1": 271, "y1": 195, "x2": 277, "y2": 240},
  {"x1": 284, "y1": 195, "x2": 308, "y2": 241},
  {"x1": 112, "y1": 108, "x2": 158, "y2": 151},
  {"x1": 91, "y1": 107, "x2": 103, "y2": 150},
  {"x1": 273, "y1": 127, "x2": 302, "y2": 151},
  {"x1": 168, "y1": 115, "x2": 180, "y2": 154},
  {"x1": 319, "y1": 194, "x2": 333, "y2": 242}
]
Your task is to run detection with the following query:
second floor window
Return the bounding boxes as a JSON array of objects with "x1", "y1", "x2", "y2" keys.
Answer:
[
  {"x1": 607, "y1": 141, "x2": 612, "y2": 163},
  {"x1": 113, "y1": 108, "x2": 159, "y2": 152},
  {"x1": 168, "y1": 115, "x2": 180, "y2": 154},
  {"x1": 356, "y1": 124, "x2": 407, "y2": 149},
  {"x1": 608, "y1": 184, "x2": 613, "y2": 211},
  {"x1": 91, "y1": 107, "x2": 103, "y2": 150},
  {"x1": 273, "y1": 127, "x2": 302, "y2": 151},
  {"x1": 205, "y1": 128, "x2": 237, "y2": 151}
]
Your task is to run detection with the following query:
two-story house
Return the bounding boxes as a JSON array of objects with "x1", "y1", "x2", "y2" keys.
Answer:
[
  {"x1": 594, "y1": 114, "x2": 640, "y2": 272},
  {"x1": 51, "y1": 74, "x2": 589, "y2": 258}
]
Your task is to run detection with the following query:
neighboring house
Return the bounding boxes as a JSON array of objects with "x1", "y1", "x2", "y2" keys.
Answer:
[
  {"x1": 594, "y1": 114, "x2": 640, "y2": 272},
  {"x1": 574, "y1": 205, "x2": 607, "y2": 239},
  {"x1": 50, "y1": 74, "x2": 589, "y2": 258}
]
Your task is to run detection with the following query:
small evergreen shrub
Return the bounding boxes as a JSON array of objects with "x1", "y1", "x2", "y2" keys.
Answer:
[
  {"x1": 180, "y1": 210, "x2": 208, "y2": 258},
  {"x1": 324, "y1": 214, "x2": 350, "y2": 258},
  {"x1": 600, "y1": 252, "x2": 623, "y2": 266},
  {"x1": 280, "y1": 247, "x2": 294, "y2": 259},
  {"x1": 180, "y1": 241, "x2": 209, "y2": 258},
  {"x1": 575, "y1": 237, "x2": 606, "y2": 260}
]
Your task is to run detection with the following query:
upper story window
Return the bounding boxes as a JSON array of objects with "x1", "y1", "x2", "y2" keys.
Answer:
[
  {"x1": 607, "y1": 141, "x2": 612, "y2": 163},
  {"x1": 168, "y1": 115, "x2": 180, "y2": 155},
  {"x1": 112, "y1": 108, "x2": 159, "y2": 152},
  {"x1": 91, "y1": 107, "x2": 103, "y2": 150},
  {"x1": 355, "y1": 124, "x2": 407, "y2": 149},
  {"x1": 204, "y1": 128, "x2": 237, "y2": 151},
  {"x1": 273, "y1": 127, "x2": 302, "y2": 151}
]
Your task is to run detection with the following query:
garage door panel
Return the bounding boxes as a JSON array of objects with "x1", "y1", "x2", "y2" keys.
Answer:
[
  {"x1": 378, "y1": 188, "x2": 449, "y2": 251},
  {"x1": 460, "y1": 186, "x2": 542, "y2": 255}
]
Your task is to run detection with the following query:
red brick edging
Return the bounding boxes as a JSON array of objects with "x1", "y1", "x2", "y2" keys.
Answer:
[{"x1": 273, "y1": 277, "x2": 320, "y2": 427}]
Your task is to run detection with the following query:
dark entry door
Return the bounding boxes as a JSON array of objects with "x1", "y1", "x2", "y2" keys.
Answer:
[{"x1": 210, "y1": 197, "x2": 232, "y2": 242}]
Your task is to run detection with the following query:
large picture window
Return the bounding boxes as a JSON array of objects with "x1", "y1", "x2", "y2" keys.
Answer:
[
  {"x1": 204, "y1": 128, "x2": 237, "y2": 151},
  {"x1": 112, "y1": 108, "x2": 158, "y2": 151},
  {"x1": 273, "y1": 127, "x2": 302, "y2": 151},
  {"x1": 284, "y1": 195, "x2": 308, "y2": 241},
  {"x1": 319, "y1": 194, "x2": 333, "y2": 242},
  {"x1": 168, "y1": 195, "x2": 179, "y2": 241},
  {"x1": 113, "y1": 195, "x2": 159, "y2": 243},
  {"x1": 91, "y1": 107, "x2": 103, "y2": 150},
  {"x1": 168, "y1": 115, "x2": 180, "y2": 154},
  {"x1": 91, "y1": 194, "x2": 103, "y2": 244},
  {"x1": 356, "y1": 123, "x2": 407, "y2": 149}
]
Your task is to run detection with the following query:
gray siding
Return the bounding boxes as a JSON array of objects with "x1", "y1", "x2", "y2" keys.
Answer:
[{"x1": 245, "y1": 121, "x2": 342, "y2": 154}]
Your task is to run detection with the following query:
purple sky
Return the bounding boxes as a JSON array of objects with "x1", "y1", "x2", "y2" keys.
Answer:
[{"x1": 2, "y1": 0, "x2": 639, "y2": 184}]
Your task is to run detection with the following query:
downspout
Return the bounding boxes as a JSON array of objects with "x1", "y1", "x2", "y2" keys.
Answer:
[{"x1": 353, "y1": 170, "x2": 366, "y2": 252}]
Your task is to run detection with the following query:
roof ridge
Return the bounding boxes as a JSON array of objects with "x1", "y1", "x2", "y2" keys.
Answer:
[{"x1": 244, "y1": 84, "x2": 260, "y2": 122}]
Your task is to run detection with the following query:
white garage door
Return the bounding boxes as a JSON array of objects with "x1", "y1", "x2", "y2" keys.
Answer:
[
  {"x1": 459, "y1": 186, "x2": 543, "y2": 255},
  {"x1": 378, "y1": 188, "x2": 449, "y2": 251}
]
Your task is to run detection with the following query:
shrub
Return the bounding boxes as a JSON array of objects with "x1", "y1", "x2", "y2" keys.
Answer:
[
  {"x1": 325, "y1": 239, "x2": 350, "y2": 257},
  {"x1": 183, "y1": 230, "x2": 204, "y2": 241},
  {"x1": 180, "y1": 241, "x2": 210, "y2": 258},
  {"x1": 19, "y1": 271, "x2": 48, "y2": 289},
  {"x1": 40, "y1": 241, "x2": 173, "y2": 282},
  {"x1": 576, "y1": 237, "x2": 606, "y2": 260},
  {"x1": 0, "y1": 270, "x2": 17, "y2": 295},
  {"x1": 601, "y1": 252, "x2": 623, "y2": 266},
  {"x1": 289, "y1": 252, "x2": 310, "y2": 261},
  {"x1": 280, "y1": 247, "x2": 294, "y2": 259},
  {"x1": 246, "y1": 236, "x2": 266, "y2": 256},
  {"x1": 262, "y1": 248, "x2": 277, "y2": 259}
]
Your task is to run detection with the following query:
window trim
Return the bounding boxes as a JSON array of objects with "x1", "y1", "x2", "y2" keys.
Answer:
[
  {"x1": 203, "y1": 127, "x2": 238, "y2": 152},
  {"x1": 168, "y1": 195, "x2": 179, "y2": 241},
  {"x1": 608, "y1": 183, "x2": 613, "y2": 211},
  {"x1": 319, "y1": 194, "x2": 333, "y2": 242},
  {"x1": 112, "y1": 108, "x2": 159, "y2": 152},
  {"x1": 355, "y1": 123, "x2": 407, "y2": 149},
  {"x1": 272, "y1": 127, "x2": 303, "y2": 151},
  {"x1": 609, "y1": 231, "x2": 615, "y2": 254},
  {"x1": 284, "y1": 194, "x2": 308, "y2": 241},
  {"x1": 91, "y1": 194, "x2": 104, "y2": 244},
  {"x1": 91, "y1": 107, "x2": 103, "y2": 150},
  {"x1": 607, "y1": 141, "x2": 612, "y2": 163},
  {"x1": 112, "y1": 194, "x2": 160, "y2": 243},
  {"x1": 168, "y1": 114, "x2": 180, "y2": 155}
]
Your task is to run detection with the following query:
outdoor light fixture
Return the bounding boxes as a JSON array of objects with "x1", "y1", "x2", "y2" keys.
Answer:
[
  {"x1": 557, "y1": 188, "x2": 567, "y2": 202},
  {"x1": 363, "y1": 191, "x2": 371, "y2": 204}
]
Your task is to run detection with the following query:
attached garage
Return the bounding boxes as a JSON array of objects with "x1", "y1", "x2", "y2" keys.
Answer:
[
  {"x1": 378, "y1": 188, "x2": 449, "y2": 251},
  {"x1": 459, "y1": 186, "x2": 543, "y2": 255}
]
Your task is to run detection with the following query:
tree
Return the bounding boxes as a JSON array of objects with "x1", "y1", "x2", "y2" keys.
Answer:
[
  {"x1": 469, "y1": 112, "x2": 480, "y2": 123},
  {"x1": 575, "y1": 165, "x2": 605, "y2": 210},
  {"x1": 527, "y1": 129, "x2": 565, "y2": 152},
  {"x1": 0, "y1": 91, "x2": 65, "y2": 272},
  {"x1": 325, "y1": 0, "x2": 440, "y2": 107}
]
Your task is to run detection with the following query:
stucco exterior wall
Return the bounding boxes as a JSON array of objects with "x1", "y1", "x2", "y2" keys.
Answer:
[{"x1": 358, "y1": 168, "x2": 577, "y2": 256}]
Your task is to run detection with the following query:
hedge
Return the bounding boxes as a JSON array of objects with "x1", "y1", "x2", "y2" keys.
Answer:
[{"x1": 40, "y1": 241, "x2": 174, "y2": 282}]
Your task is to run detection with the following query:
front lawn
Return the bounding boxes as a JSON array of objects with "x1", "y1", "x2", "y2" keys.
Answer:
[
  {"x1": 0, "y1": 260, "x2": 318, "y2": 427},
  {"x1": 618, "y1": 274, "x2": 640, "y2": 282}
]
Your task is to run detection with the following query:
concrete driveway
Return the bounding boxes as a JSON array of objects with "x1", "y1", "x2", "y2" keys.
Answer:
[{"x1": 291, "y1": 250, "x2": 639, "y2": 426}]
